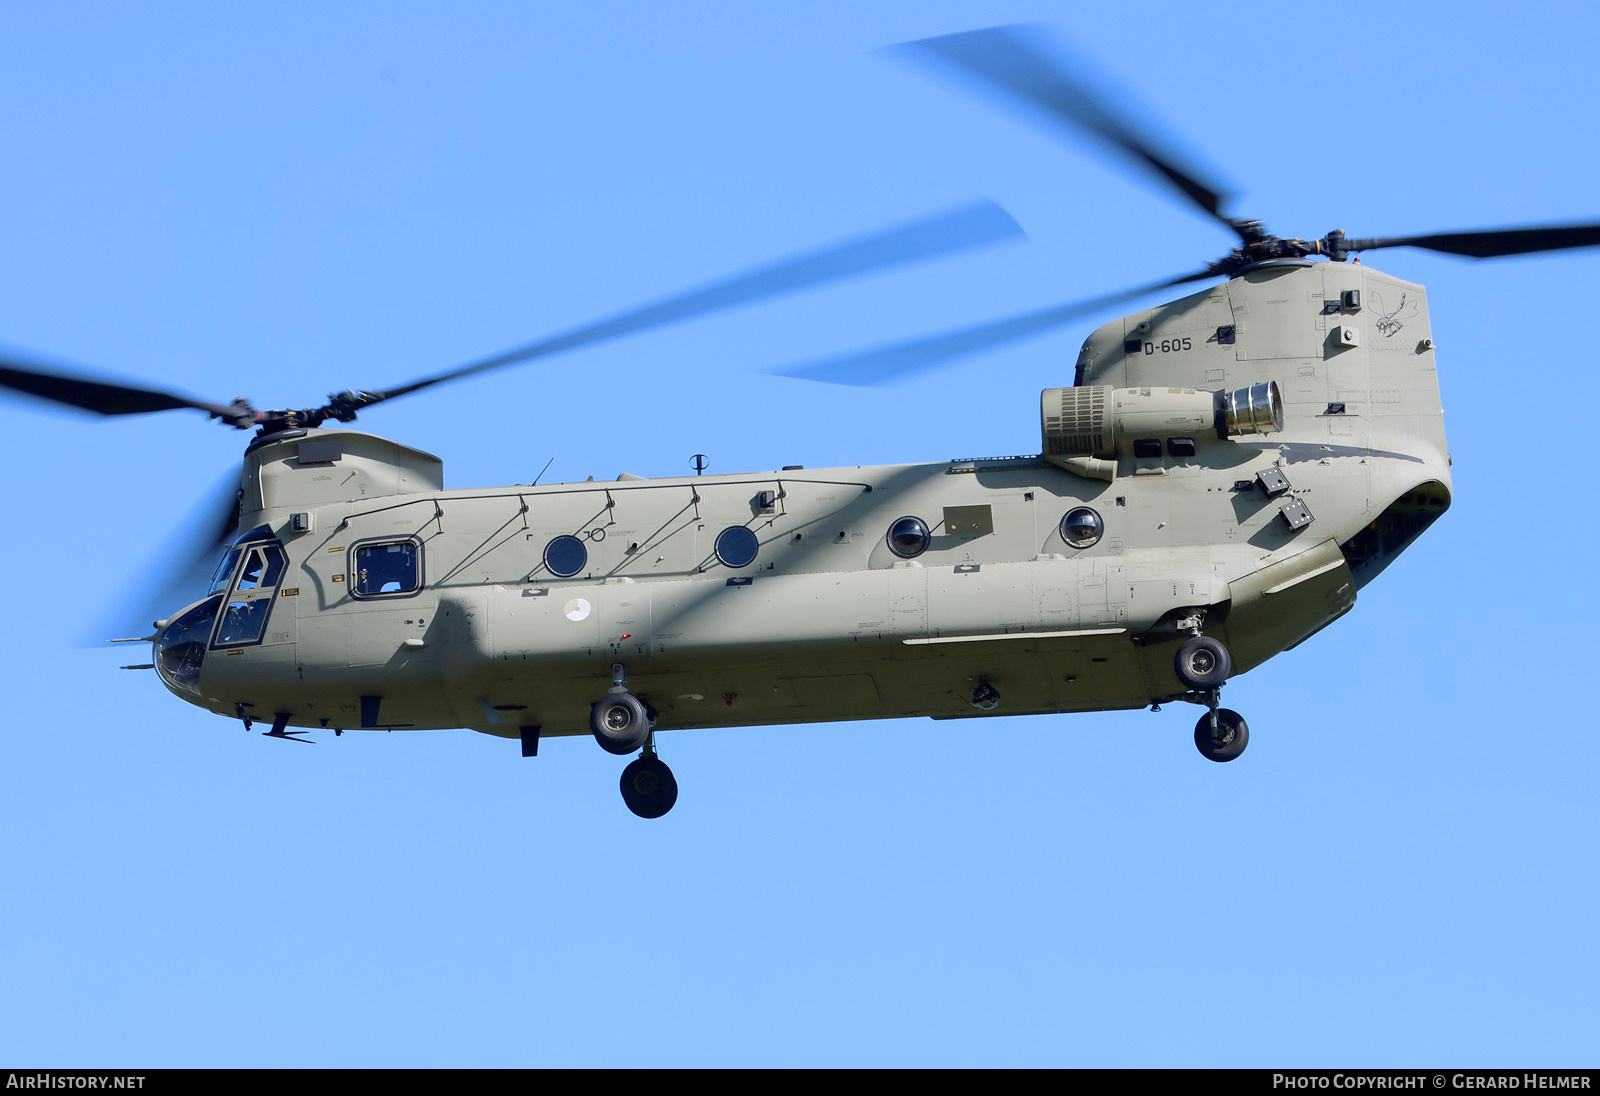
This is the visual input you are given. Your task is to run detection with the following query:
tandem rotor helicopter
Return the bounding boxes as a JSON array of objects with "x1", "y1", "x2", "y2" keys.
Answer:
[{"x1": 5, "y1": 25, "x2": 1600, "y2": 818}]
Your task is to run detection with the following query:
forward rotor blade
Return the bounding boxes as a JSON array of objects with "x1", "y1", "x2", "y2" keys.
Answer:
[
  {"x1": 1347, "y1": 221, "x2": 1600, "y2": 259},
  {"x1": 891, "y1": 26, "x2": 1237, "y2": 233},
  {"x1": 772, "y1": 268, "x2": 1218, "y2": 386},
  {"x1": 83, "y1": 467, "x2": 242, "y2": 644},
  {"x1": 0, "y1": 354, "x2": 245, "y2": 422},
  {"x1": 369, "y1": 200, "x2": 1025, "y2": 405}
]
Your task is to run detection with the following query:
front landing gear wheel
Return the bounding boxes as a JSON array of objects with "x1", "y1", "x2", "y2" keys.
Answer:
[
  {"x1": 1194, "y1": 708, "x2": 1249, "y2": 763},
  {"x1": 1174, "y1": 635, "x2": 1231, "y2": 690},
  {"x1": 620, "y1": 755, "x2": 678, "y2": 818},
  {"x1": 591, "y1": 692, "x2": 651, "y2": 755}
]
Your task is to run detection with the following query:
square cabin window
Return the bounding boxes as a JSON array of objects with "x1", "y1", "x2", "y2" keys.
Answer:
[{"x1": 351, "y1": 538, "x2": 423, "y2": 598}]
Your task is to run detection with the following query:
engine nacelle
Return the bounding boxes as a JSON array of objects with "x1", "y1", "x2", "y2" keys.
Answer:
[{"x1": 1041, "y1": 381, "x2": 1282, "y2": 469}]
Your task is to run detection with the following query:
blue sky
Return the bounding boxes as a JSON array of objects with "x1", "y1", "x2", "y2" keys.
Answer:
[{"x1": 2, "y1": 1, "x2": 1597, "y2": 1067}]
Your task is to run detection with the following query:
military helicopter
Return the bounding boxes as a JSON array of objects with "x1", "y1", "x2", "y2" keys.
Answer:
[{"x1": 5, "y1": 25, "x2": 1599, "y2": 819}]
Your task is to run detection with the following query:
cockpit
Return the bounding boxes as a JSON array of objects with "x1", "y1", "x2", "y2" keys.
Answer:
[{"x1": 154, "y1": 526, "x2": 289, "y2": 697}]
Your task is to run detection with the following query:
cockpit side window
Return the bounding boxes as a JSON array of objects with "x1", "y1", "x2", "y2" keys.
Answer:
[
  {"x1": 234, "y1": 547, "x2": 284, "y2": 593},
  {"x1": 206, "y1": 527, "x2": 277, "y2": 599},
  {"x1": 349, "y1": 538, "x2": 424, "y2": 599},
  {"x1": 208, "y1": 548, "x2": 243, "y2": 596},
  {"x1": 212, "y1": 542, "x2": 288, "y2": 648},
  {"x1": 236, "y1": 549, "x2": 266, "y2": 592}
]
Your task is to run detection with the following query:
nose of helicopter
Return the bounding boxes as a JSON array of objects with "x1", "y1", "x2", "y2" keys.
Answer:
[{"x1": 152, "y1": 594, "x2": 223, "y2": 698}]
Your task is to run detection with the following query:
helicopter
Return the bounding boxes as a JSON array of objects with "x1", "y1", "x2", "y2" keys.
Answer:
[{"x1": 5, "y1": 25, "x2": 1599, "y2": 819}]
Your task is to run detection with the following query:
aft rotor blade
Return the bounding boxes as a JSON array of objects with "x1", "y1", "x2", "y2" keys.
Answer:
[
  {"x1": 368, "y1": 201, "x2": 1026, "y2": 405},
  {"x1": 772, "y1": 268, "x2": 1218, "y2": 386},
  {"x1": 1346, "y1": 221, "x2": 1600, "y2": 259},
  {"x1": 0, "y1": 354, "x2": 247, "y2": 422},
  {"x1": 891, "y1": 26, "x2": 1238, "y2": 234}
]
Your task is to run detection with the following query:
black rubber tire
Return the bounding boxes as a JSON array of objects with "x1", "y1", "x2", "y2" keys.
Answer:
[
  {"x1": 1174, "y1": 635, "x2": 1231, "y2": 690},
  {"x1": 620, "y1": 756, "x2": 679, "y2": 819},
  {"x1": 1194, "y1": 708, "x2": 1249, "y2": 763},
  {"x1": 590, "y1": 692, "x2": 650, "y2": 755}
]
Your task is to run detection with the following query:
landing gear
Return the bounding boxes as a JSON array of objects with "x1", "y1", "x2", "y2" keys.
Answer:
[
  {"x1": 620, "y1": 746, "x2": 678, "y2": 819},
  {"x1": 591, "y1": 663, "x2": 651, "y2": 755},
  {"x1": 1194, "y1": 707, "x2": 1249, "y2": 763},
  {"x1": 591, "y1": 693, "x2": 650, "y2": 754},
  {"x1": 1164, "y1": 632, "x2": 1248, "y2": 762},
  {"x1": 1174, "y1": 634, "x2": 1230, "y2": 690},
  {"x1": 592, "y1": 663, "x2": 679, "y2": 818}
]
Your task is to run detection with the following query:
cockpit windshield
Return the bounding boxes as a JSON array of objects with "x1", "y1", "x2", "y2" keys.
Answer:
[
  {"x1": 155, "y1": 594, "x2": 222, "y2": 697},
  {"x1": 156, "y1": 528, "x2": 292, "y2": 698}
]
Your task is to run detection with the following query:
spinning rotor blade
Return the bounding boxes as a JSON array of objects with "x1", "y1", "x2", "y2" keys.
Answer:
[
  {"x1": 0, "y1": 354, "x2": 249, "y2": 424},
  {"x1": 366, "y1": 200, "x2": 1025, "y2": 406},
  {"x1": 5, "y1": 203, "x2": 1020, "y2": 433},
  {"x1": 773, "y1": 267, "x2": 1217, "y2": 386},
  {"x1": 1346, "y1": 221, "x2": 1600, "y2": 259},
  {"x1": 892, "y1": 26, "x2": 1238, "y2": 234},
  {"x1": 84, "y1": 468, "x2": 242, "y2": 644}
]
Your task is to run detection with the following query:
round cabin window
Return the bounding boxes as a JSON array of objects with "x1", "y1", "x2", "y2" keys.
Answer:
[
  {"x1": 714, "y1": 526, "x2": 760, "y2": 568},
  {"x1": 544, "y1": 534, "x2": 588, "y2": 577},
  {"x1": 1060, "y1": 507, "x2": 1103, "y2": 549},
  {"x1": 886, "y1": 516, "x2": 930, "y2": 558}
]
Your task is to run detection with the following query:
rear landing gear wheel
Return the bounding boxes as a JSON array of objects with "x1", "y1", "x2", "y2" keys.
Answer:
[
  {"x1": 1194, "y1": 708, "x2": 1249, "y2": 763},
  {"x1": 620, "y1": 754, "x2": 678, "y2": 818},
  {"x1": 1174, "y1": 635, "x2": 1231, "y2": 690}
]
